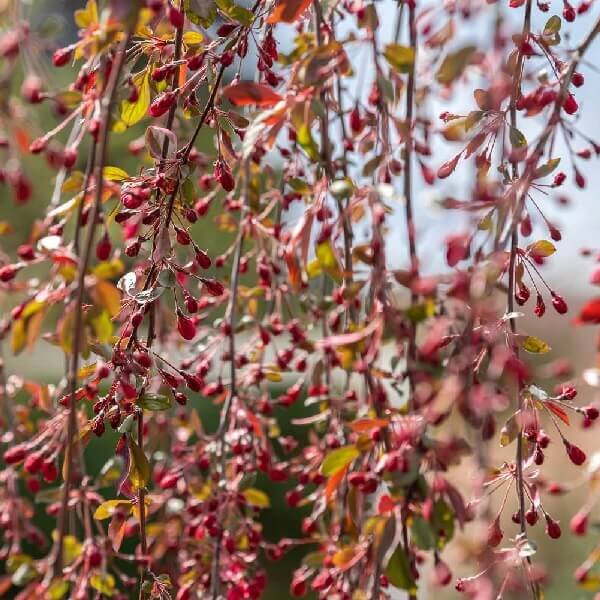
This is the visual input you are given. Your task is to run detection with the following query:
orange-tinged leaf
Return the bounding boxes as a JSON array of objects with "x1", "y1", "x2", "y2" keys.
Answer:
[
  {"x1": 0, "y1": 221, "x2": 14, "y2": 235},
  {"x1": 178, "y1": 62, "x2": 188, "y2": 89},
  {"x1": 14, "y1": 128, "x2": 30, "y2": 152},
  {"x1": 325, "y1": 464, "x2": 348, "y2": 502},
  {"x1": 92, "y1": 280, "x2": 121, "y2": 317},
  {"x1": 349, "y1": 418, "x2": 389, "y2": 433},
  {"x1": 267, "y1": 0, "x2": 312, "y2": 23},
  {"x1": 26, "y1": 309, "x2": 46, "y2": 351},
  {"x1": 11, "y1": 319, "x2": 26, "y2": 355},
  {"x1": 108, "y1": 517, "x2": 126, "y2": 553},
  {"x1": 222, "y1": 82, "x2": 283, "y2": 107},
  {"x1": 245, "y1": 409, "x2": 264, "y2": 438},
  {"x1": 286, "y1": 251, "x2": 302, "y2": 292},
  {"x1": 332, "y1": 546, "x2": 356, "y2": 568}
]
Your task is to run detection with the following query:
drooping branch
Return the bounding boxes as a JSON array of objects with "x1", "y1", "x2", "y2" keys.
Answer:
[{"x1": 53, "y1": 26, "x2": 135, "y2": 577}]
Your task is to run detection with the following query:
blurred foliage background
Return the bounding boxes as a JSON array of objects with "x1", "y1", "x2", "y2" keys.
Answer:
[{"x1": 2, "y1": 1, "x2": 600, "y2": 599}]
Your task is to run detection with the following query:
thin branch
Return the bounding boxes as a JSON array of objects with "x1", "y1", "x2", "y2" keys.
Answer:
[
  {"x1": 53, "y1": 26, "x2": 134, "y2": 578},
  {"x1": 210, "y1": 160, "x2": 249, "y2": 600},
  {"x1": 403, "y1": 0, "x2": 418, "y2": 412},
  {"x1": 505, "y1": 1, "x2": 539, "y2": 597}
]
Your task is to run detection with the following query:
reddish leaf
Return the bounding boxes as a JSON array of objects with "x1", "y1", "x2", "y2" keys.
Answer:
[
  {"x1": 378, "y1": 494, "x2": 396, "y2": 514},
  {"x1": 546, "y1": 401, "x2": 570, "y2": 426},
  {"x1": 222, "y1": 82, "x2": 283, "y2": 107}
]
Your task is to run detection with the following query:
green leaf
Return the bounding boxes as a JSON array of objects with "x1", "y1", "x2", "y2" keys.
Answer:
[
  {"x1": 432, "y1": 499, "x2": 455, "y2": 545},
  {"x1": 385, "y1": 544, "x2": 415, "y2": 591},
  {"x1": 215, "y1": 0, "x2": 253, "y2": 24},
  {"x1": 411, "y1": 516, "x2": 436, "y2": 550},
  {"x1": 184, "y1": 0, "x2": 217, "y2": 27},
  {"x1": 321, "y1": 445, "x2": 360, "y2": 476},
  {"x1": 383, "y1": 44, "x2": 415, "y2": 73},
  {"x1": 138, "y1": 393, "x2": 171, "y2": 411},
  {"x1": 521, "y1": 335, "x2": 551, "y2": 354},
  {"x1": 544, "y1": 15, "x2": 562, "y2": 36},
  {"x1": 534, "y1": 157, "x2": 560, "y2": 179},
  {"x1": 181, "y1": 178, "x2": 196, "y2": 204},
  {"x1": 436, "y1": 46, "x2": 476, "y2": 85},
  {"x1": 509, "y1": 126, "x2": 527, "y2": 148}
]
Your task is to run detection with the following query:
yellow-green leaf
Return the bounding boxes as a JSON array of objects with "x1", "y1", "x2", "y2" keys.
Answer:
[
  {"x1": 120, "y1": 71, "x2": 150, "y2": 127},
  {"x1": 534, "y1": 157, "x2": 560, "y2": 179},
  {"x1": 306, "y1": 258, "x2": 322, "y2": 278},
  {"x1": 242, "y1": 488, "x2": 271, "y2": 508},
  {"x1": 527, "y1": 240, "x2": 556, "y2": 258},
  {"x1": 316, "y1": 240, "x2": 342, "y2": 282},
  {"x1": 94, "y1": 499, "x2": 133, "y2": 520},
  {"x1": 182, "y1": 31, "x2": 204, "y2": 46},
  {"x1": 297, "y1": 124, "x2": 319, "y2": 161},
  {"x1": 90, "y1": 310, "x2": 113, "y2": 344},
  {"x1": 62, "y1": 535, "x2": 83, "y2": 564},
  {"x1": 436, "y1": 46, "x2": 476, "y2": 85},
  {"x1": 521, "y1": 335, "x2": 551, "y2": 354},
  {"x1": 500, "y1": 412, "x2": 520, "y2": 447},
  {"x1": 509, "y1": 126, "x2": 527, "y2": 148},
  {"x1": 138, "y1": 393, "x2": 171, "y2": 411},
  {"x1": 103, "y1": 166, "x2": 129, "y2": 182},
  {"x1": 383, "y1": 44, "x2": 415, "y2": 73},
  {"x1": 89, "y1": 573, "x2": 116, "y2": 596},
  {"x1": 47, "y1": 579, "x2": 69, "y2": 600},
  {"x1": 322, "y1": 445, "x2": 360, "y2": 476},
  {"x1": 128, "y1": 438, "x2": 151, "y2": 489}
]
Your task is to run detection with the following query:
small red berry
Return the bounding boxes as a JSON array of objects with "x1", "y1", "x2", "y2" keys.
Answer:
[{"x1": 52, "y1": 47, "x2": 72, "y2": 67}]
